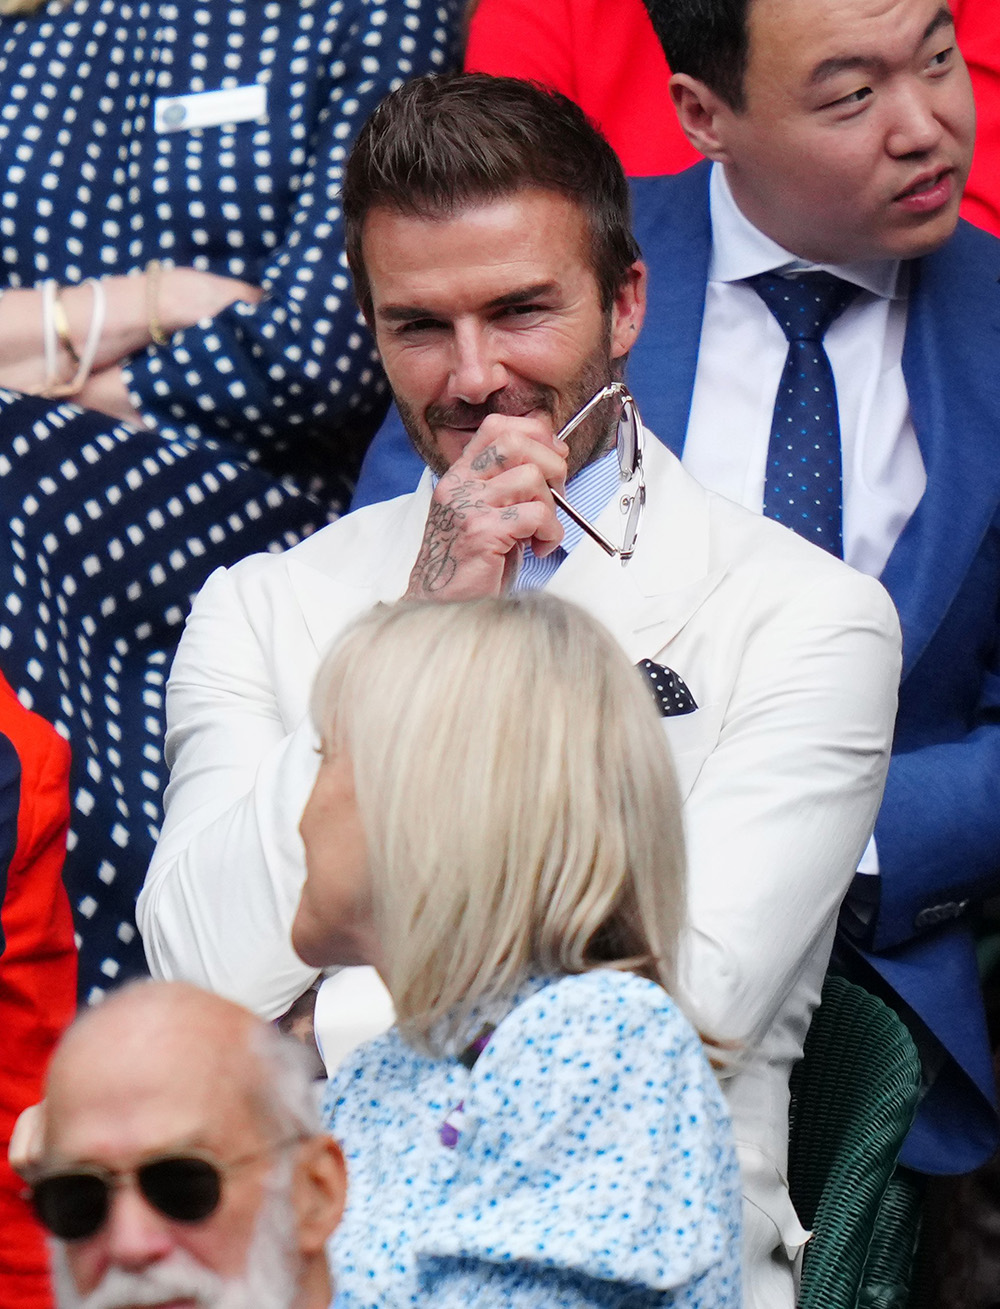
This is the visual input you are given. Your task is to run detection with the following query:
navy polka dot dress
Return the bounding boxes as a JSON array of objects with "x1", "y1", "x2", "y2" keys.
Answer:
[
  {"x1": 0, "y1": 0, "x2": 460, "y2": 1001},
  {"x1": 324, "y1": 971, "x2": 742, "y2": 1307}
]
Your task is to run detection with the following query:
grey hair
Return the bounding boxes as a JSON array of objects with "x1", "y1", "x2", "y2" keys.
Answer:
[{"x1": 246, "y1": 1022, "x2": 322, "y2": 1140}]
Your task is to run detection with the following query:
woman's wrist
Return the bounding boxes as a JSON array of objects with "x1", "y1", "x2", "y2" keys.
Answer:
[
  {"x1": 40, "y1": 278, "x2": 106, "y2": 397},
  {"x1": 61, "y1": 274, "x2": 151, "y2": 366}
]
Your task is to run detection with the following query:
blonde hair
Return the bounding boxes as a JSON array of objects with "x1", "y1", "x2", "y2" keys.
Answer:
[{"x1": 311, "y1": 594, "x2": 687, "y2": 1050}]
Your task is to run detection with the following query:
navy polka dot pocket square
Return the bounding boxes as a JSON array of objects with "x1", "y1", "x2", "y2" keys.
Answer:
[{"x1": 636, "y1": 659, "x2": 698, "y2": 717}]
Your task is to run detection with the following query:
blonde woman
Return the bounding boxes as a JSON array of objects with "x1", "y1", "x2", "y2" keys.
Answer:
[{"x1": 293, "y1": 593, "x2": 741, "y2": 1309}]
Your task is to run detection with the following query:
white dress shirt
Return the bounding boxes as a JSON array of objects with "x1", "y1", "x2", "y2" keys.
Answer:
[
  {"x1": 683, "y1": 164, "x2": 926, "y2": 582},
  {"x1": 682, "y1": 166, "x2": 925, "y2": 877}
]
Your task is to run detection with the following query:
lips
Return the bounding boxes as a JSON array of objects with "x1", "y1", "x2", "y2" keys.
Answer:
[{"x1": 893, "y1": 167, "x2": 955, "y2": 213}]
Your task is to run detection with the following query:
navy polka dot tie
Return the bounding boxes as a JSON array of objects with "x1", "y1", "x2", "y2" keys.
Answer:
[{"x1": 746, "y1": 272, "x2": 859, "y2": 557}]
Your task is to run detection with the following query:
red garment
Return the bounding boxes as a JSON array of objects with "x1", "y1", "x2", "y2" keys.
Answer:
[
  {"x1": 0, "y1": 677, "x2": 76, "y2": 1309},
  {"x1": 465, "y1": 0, "x2": 1000, "y2": 237},
  {"x1": 955, "y1": 0, "x2": 1000, "y2": 236}
]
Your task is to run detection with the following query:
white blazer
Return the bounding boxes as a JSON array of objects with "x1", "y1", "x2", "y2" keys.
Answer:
[{"x1": 139, "y1": 435, "x2": 901, "y2": 1308}]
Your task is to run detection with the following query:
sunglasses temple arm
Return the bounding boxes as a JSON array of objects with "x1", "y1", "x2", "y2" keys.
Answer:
[{"x1": 549, "y1": 486, "x2": 619, "y2": 558}]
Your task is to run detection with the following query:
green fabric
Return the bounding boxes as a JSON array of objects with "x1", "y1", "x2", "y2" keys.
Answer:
[{"x1": 789, "y1": 974, "x2": 922, "y2": 1309}]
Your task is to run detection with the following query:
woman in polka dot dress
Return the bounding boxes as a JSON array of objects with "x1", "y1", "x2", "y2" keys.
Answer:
[
  {"x1": 293, "y1": 594, "x2": 742, "y2": 1309},
  {"x1": 0, "y1": 0, "x2": 460, "y2": 1000}
]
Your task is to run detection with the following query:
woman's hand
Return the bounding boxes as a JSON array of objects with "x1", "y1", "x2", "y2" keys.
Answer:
[
  {"x1": 61, "y1": 267, "x2": 263, "y2": 370},
  {"x1": 0, "y1": 268, "x2": 263, "y2": 399},
  {"x1": 154, "y1": 266, "x2": 263, "y2": 337}
]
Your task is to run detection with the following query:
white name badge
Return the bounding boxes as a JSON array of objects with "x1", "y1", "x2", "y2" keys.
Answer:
[{"x1": 154, "y1": 83, "x2": 267, "y2": 134}]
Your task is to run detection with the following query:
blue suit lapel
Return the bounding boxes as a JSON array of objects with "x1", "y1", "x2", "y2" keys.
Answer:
[
  {"x1": 631, "y1": 179, "x2": 1000, "y2": 687},
  {"x1": 628, "y1": 164, "x2": 713, "y2": 458},
  {"x1": 882, "y1": 221, "x2": 1000, "y2": 680}
]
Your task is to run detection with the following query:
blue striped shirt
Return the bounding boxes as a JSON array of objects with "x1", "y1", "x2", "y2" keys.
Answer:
[{"x1": 514, "y1": 448, "x2": 621, "y2": 590}]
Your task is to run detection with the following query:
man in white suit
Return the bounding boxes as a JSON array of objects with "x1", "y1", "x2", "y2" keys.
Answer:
[{"x1": 139, "y1": 75, "x2": 901, "y2": 1307}]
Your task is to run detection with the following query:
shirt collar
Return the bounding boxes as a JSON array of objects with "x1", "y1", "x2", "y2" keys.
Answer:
[
  {"x1": 554, "y1": 445, "x2": 621, "y2": 556},
  {"x1": 708, "y1": 162, "x2": 904, "y2": 300}
]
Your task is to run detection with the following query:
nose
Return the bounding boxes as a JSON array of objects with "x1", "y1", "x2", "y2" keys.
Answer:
[
  {"x1": 100, "y1": 1180, "x2": 175, "y2": 1272},
  {"x1": 447, "y1": 320, "x2": 508, "y2": 405},
  {"x1": 885, "y1": 82, "x2": 943, "y2": 158}
]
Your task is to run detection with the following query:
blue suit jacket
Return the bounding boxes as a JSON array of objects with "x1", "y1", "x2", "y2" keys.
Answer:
[{"x1": 352, "y1": 161, "x2": 1000, "y2": 1172}]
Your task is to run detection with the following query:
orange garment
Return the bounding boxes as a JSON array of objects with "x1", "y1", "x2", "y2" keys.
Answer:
[
  {"x1": 465, "y1": 0, "x2": 1000, "y2": 236},
  {"x1": 0, "y1": 676, "x2": 76, "y2": 1309}
]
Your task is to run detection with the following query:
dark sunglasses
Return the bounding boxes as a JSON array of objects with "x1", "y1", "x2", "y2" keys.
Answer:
[{"x1": 26, "y1": 1139, "x2": 301, "y2": 1242}]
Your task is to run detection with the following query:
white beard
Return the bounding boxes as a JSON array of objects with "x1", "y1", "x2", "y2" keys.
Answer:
[{"x1": 50, "y1": 1169, "x2": 302, "y2": 1309}]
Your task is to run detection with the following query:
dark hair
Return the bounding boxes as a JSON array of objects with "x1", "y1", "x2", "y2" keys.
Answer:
[
  {"x1": 642, "y1": 0, "x2": 751, "y2": 111},
  {"x1": 343, "y1": 74, "x2": 640, "y2": 321}
]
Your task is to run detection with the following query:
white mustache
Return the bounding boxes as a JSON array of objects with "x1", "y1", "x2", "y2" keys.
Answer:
[{"x1": 72, "y1": 1253, "x2": 224, "y2": 1308}]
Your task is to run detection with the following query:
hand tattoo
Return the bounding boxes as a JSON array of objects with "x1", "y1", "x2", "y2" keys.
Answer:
[
  {"x1": 409, "y1": 476, "x2": 490, "y2": 594},
  {"x1": 469, "y1": 444, "x2": 507, "y2": 474}
]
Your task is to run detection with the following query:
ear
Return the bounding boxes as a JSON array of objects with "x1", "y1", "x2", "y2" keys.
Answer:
[
  {"x1": 610, "y1": 261, "x2": 647, "y2": 361},
  {"x1": 291, "y1": 1134, "x2": 348, "y2": 1256},
  {"x1": 669, "y1": 73, "x2": 737, "y2": 162}
]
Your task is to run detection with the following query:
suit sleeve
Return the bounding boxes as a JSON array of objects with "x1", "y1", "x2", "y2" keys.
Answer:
[
  {"x1": 676, "y1": 568, "x2": 901, "y2": 1053},
  {"x1": 867, "y1": 550, "x2": 1000, "y2": 950},
  {"x1": 137, "y1": 564, "x2": 323, "y2": 1017}
]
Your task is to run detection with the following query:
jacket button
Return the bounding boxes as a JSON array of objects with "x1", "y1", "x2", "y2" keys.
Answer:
[{"x1": 914, "y1": 900, "x2": 970, "y2": 930}]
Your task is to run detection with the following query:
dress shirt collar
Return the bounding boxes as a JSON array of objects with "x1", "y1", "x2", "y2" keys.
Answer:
[
  {"x1": 552, "y1": 444, "x2": 622, "y2": 554},
  {"x1": 708, "y1": 163, "x2": 904, "y2": 301}
]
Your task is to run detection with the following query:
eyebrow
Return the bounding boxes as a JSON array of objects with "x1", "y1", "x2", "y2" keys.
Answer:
[
  {"x1": 376, "y1": 283, "x2": 559, "y2": 323},
  {"x1": 807, "y1": 6, "x2": 954, "y2": 86}
]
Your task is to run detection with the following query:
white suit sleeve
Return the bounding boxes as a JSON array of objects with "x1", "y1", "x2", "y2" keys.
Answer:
[
  {"x1": 137, "y1": 564, "x2": 321, "y2": 1017},
  {"x1": 677, "y1": 567, "x2": 901, "y2": 1055}
]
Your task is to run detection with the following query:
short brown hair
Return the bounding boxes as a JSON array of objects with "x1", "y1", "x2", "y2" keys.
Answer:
[{"x1": 343, "y1": 73, "x2": 640, "y2": 322}]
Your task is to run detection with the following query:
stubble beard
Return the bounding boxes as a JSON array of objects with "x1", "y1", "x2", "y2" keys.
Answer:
[{"x1": 395, "y1": 323, "x2": 623, "y2": 479}]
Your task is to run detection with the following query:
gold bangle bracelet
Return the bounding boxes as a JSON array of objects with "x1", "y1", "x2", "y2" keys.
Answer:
[
  {"x1": 51, "y1": 289, "x2": 81, "y2": 365},
  {"x1": 145, "y1": 258, "x2": 169, "y2": 346}
]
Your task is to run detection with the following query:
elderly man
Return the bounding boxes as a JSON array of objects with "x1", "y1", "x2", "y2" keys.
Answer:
[
  {"x1": 23, "y1": 982, "x2": 345, "y2": 1309},
  {"x1": 139, "y1": 75, "x2": 901, "y2": 1306}
]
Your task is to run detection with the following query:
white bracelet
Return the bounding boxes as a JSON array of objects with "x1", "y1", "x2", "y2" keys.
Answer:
[
  {"x1": 41, "y1": 277, "x2": 61, "y2": 395},
  {"x1": 45, "y1": 278, "x2": 106, "y2": 398}
]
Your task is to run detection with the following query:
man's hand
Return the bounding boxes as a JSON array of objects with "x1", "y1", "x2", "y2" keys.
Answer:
[{"x1": 405, "y1": 414, "x2": 569, "y2": 601}]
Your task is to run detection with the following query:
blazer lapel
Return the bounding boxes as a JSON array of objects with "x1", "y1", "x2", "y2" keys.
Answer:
[
  {"x1": 628, "y1": 164, "x2": 713, "y2": 457},
  {"x1": 884, "y1": 223, "x2": 1000, "y2": 679},
  {"x1": 287, "y1": 475, "x2": 434, "y2": 656},
  {"x1": 547, "y1": 437, "x2": 726, "y2": 662}
]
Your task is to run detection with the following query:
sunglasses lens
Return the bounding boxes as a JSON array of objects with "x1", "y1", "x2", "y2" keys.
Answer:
[
  {"x1": 616, "y1": 402, "x2": 640, "y2": 479},
  {"x1": 621, "y1": 483, "x2": 646, "y2": 560},
  {"x1": 140, "y1": 1156, "x2": 222, "y2": 1224},
  {"x1": 31, "y1": 1173, "x2": 108, "y2": 1241}
]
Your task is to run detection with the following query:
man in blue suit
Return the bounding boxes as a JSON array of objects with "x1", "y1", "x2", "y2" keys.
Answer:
[{"x1": 353, "y1": 0, "x2": 1000, "y2": 1178}]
